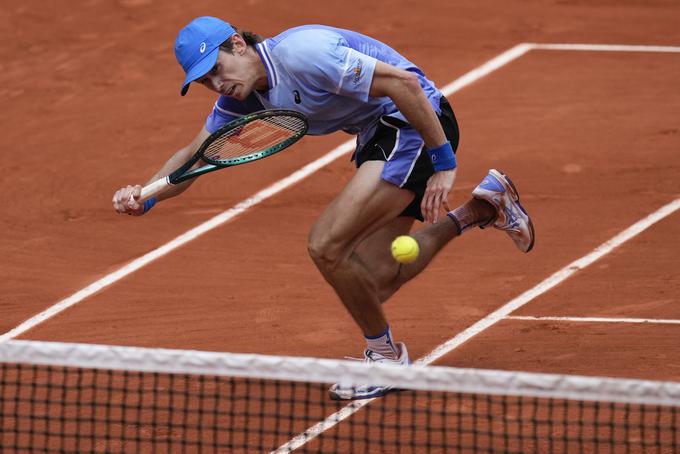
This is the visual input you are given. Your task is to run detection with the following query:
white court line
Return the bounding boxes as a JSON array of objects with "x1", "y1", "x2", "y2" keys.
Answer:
[
  {"x1": 506, "y1": 315, "x2": 680, "y2": 325},
  {"x1": 0, "y1": 43, "x2": 533, "y2": 343},
  {"x1": 438, "y1": 43, "x2": 533, "y2": 93},
  {"x1": 273, "y1": 197, "x2": 680, "y2": 453},
  {"x1": 531, "y1": 43, "x2": 680, "y2": 53}
]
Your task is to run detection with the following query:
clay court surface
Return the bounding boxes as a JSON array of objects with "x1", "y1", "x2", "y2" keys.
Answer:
[{"x1": 2, "y1": 0, "x2": 680, "y2": 403}]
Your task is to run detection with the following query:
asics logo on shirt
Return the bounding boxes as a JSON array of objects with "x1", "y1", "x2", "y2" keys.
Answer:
[{"x1": 293, "y1": 90, "x2": 302, "y2": 104}]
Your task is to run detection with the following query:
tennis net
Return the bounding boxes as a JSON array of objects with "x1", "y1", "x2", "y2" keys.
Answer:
[{"x1": 1, "y1": 340, "x2": 679, "y2": 453}]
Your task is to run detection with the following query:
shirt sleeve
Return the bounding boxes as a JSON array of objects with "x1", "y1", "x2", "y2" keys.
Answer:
[
  {"x1": 333, "y1": 47, "x2": 377, "y2": 101},
  {"x1": 277, "y1": 31, "x2": 378, "y2": 102},
  {"x1": 205, "y1": 94, "x2": 264, "y2": 133}
]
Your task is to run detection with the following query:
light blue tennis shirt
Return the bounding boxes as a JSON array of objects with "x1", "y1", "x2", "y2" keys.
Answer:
[{"x1": 205, "y1": 25, "x2": 443, "y2": 150}]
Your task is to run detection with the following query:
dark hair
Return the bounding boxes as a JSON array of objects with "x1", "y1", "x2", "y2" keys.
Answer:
[{"x1": 219, "y1": 28, "x2": 263, "y2": 53}]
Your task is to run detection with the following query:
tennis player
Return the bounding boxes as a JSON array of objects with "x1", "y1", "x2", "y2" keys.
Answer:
[{"x1": 112, "y1": 17, "x2": 535, "y2": 400}]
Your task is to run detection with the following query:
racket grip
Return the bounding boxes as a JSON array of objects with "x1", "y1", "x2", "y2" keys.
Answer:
[{"x1": 139, "y1": 177, "x2": 172, "y2": 202}]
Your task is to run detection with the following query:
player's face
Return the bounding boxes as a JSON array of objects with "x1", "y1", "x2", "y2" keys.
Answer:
[{"x1": 196, "y1": 47, "x2": 258, "y2": 101}]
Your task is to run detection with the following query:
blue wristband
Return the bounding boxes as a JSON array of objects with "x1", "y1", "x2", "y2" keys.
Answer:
[
  {"x1": 427, "y1": 141, "x2": 457, "y2": 171},
  {"x1": 143, "y1": 197, "x2": 157, "y2": 214}
]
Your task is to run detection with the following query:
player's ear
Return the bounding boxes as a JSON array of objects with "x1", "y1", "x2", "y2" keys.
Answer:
[{"x1": 232, "y1": 34, "x2": 247, "y2": 55}]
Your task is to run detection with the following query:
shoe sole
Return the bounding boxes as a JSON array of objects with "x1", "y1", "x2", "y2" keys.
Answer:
[
  {"x1": 489, "y1": 169, "x2": 535, "y2": 253},
  {"x1": 328, "y1": 386, "x2": 402, "y2": 401}
]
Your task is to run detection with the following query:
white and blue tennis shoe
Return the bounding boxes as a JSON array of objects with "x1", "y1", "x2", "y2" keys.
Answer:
[
  {"x1": 472, "y1": 169, "x2": 535, "y2": 253},
  {"x1": 328, "y1": 342, "x2": 410, "y2": 401}
]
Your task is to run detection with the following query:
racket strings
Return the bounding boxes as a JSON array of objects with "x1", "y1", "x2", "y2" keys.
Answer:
[{"x1": 203, "y1": 116, "x2": 306, "y2": 162}]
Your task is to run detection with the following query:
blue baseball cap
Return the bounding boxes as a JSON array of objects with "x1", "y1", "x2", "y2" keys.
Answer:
[{"x1": 175, "y1": 16, "x2": 236, "y2": 96}]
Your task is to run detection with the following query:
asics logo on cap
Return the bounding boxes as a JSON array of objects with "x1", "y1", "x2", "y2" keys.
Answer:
[{"x1": 199, "y1": 42, "x2": 206, "y2": 53}]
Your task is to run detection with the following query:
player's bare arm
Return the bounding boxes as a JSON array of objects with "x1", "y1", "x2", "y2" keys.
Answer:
[
  {"x1": 369, "y1": 61, "x2": 457, "y2": 223},
  {"x1": 369, "y1": 62, "x2": 446, "y2": 147},
  {"x1": 112, "y1": 126, "x2": 210, "y2": 215}
]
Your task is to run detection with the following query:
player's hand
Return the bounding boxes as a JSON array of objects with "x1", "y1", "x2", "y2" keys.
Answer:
[
  {"x1": 422, "y1": 168, "x2": 457, "y2": 223},
  {"x1": 112, "y1": 185, "x2": 145, "y2": 216}
]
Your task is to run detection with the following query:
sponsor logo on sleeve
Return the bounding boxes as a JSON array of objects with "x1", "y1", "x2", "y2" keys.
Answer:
[{"x1": 352, "y1": 60, "x2": 364, "y2": 85}]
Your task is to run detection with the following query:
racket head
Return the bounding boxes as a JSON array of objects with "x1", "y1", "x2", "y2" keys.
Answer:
[{"x1": 198, "y1": 110, "x2": 308, "y2": 166}]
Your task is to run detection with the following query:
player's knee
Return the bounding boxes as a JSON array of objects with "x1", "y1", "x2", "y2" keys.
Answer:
[{"x1": 307, "y1": 232, "x2": 344, "y2": 271}]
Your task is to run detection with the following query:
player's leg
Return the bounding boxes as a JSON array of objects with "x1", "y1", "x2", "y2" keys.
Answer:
[
  {"x1": 354, "y1": 198, "x2": 496, "y2": 303},
  {"x1": 351, "y1": 216, "x2": 415, "y2": 303},
  {"x1": 313, "y1": 169, "x2": 496, "y2": 401},
  {"x1": 353, "y1": 170, "x2": 536, "y2": 303},
  {"x1": 307, "y1": 101, "x2": 461, "y2": 339},
  {"x1": 308, "y1": 160, "x2": 414, "y2": 339},
  {"x1": 346, "y1": 98, "x2": 483, "y2": 303},
  {"x1": 312, "y1": 99, "x2": 460, "y2": 362},
  {"x1": 309, "y1": 160, "x2": 418, "y2": 400}
]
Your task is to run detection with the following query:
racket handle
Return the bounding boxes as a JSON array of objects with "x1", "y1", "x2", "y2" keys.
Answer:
[{"x1": 139, "y1": 177, "x2": 172, "y2": 202}]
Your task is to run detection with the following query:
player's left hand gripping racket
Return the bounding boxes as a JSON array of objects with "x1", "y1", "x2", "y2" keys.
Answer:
[{"x1": 138, "y1": 109, "x2": 308, "y2": 202}]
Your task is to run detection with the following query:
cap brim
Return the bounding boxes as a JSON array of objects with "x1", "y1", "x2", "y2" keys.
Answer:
[{"x1": 180, "y1": 48, "x2": 219, "y2": 96}]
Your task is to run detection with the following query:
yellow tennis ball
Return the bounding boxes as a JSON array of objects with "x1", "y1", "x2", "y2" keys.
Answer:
[{"x1": 391, "y1": 235, "x2": 420, "y2": 264}]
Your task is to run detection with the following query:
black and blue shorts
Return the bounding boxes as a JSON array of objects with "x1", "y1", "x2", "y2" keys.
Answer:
[{"x1": 355, "y1": 96, "x2": 460, "y2": 221}]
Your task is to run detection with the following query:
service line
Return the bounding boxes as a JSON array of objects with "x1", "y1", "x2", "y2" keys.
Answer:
[{"x1": 505, "y1": 315, "x2": 680, "y2": 325}]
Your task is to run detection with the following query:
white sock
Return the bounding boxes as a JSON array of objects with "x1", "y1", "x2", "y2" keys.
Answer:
[{"x1": 365, "y1": 326, "x2": 400, "y2": 359}]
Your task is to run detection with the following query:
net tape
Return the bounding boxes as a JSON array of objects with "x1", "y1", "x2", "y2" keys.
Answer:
[{"x1": 2, "y1": 340, "x2": 680, "y2": 407}]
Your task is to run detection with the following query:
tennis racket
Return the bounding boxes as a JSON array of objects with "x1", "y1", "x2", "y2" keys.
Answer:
[{"x1": 137, "y1": 109, "x2": 308, "y2": 202}]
